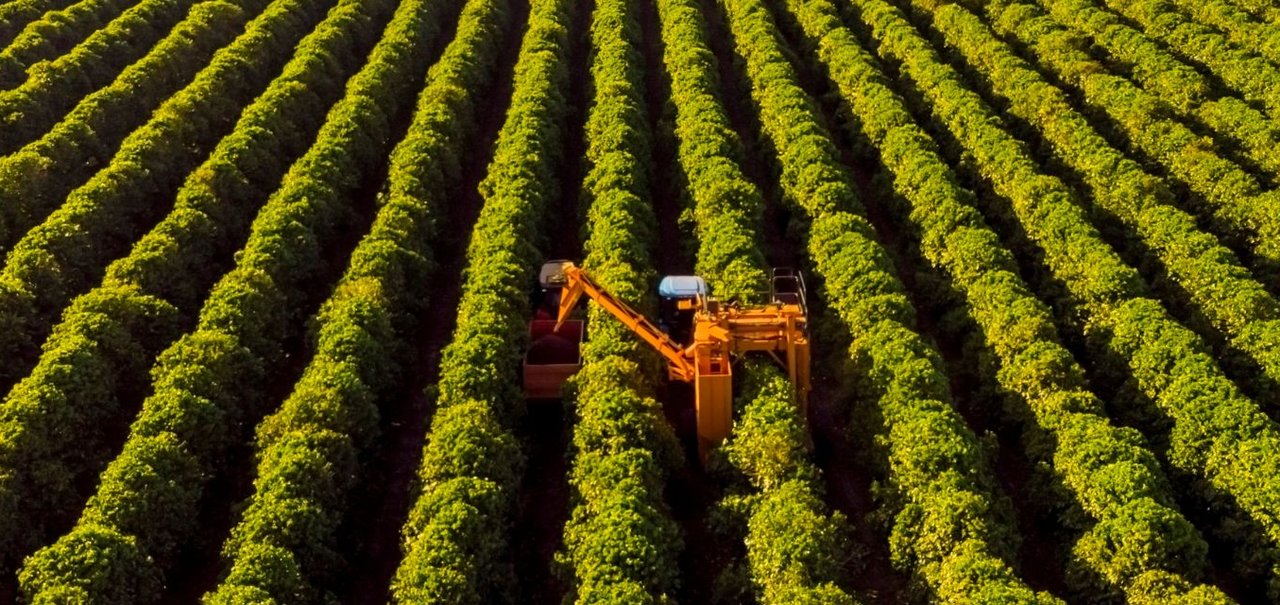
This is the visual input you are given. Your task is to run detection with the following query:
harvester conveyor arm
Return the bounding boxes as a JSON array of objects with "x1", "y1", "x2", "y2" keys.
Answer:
[{"x1": 554, "y1": 265, "x2": 697, "y2": 381}]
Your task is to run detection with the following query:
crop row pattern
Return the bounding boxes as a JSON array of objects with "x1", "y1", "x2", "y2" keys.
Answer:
[
  {"x1": 784, "y1": 0, "x2": 1231, "y2": 600},
  {"x1": 717, "y1": 0, "x2": 1058, "y2": 600},
  {"x1": 0, "y1": 0, "x2": 201, "y2": 152},
  {"x1": 1096, "y1": 0, "x2": 1280, "y2": 120},
  {"x1": 1024, "y1": 0, "x2": 1280, "y2": 184},
  {"x1": 0, "y1": 0, "x2": 259, "y2": 252},
  {"x1": 556, "y1": 0, "x2": 683, "y2": 600},
  {"x1": 0, "y1": 0, "x2": 80, "y2": 49},
  {"x1": 0, "y1": 0, "x2": 138, "y2": 86},
  {"x1": 15, "y1": 0, "x2": 442, "y2": 596},
  {"x1": 0, "y1": 0, "x2": 281, "y2": 391},
  {"x1": 0, "y1": 0, "x2": 346, "y2": 573},
  {"x1": 864, "y1": 0, "x2": 1280, "y2": 594},
  {"x1": 205, "y1": 0, "x2": 503, "y2": 600},
  {"x1": 904, "y1": 0, "x2": 1280, "y2": 418},
  {"x1": 389, "y1": 0, "x2": 574, "y2": 600},
  {"x1": 656, "y1": 0, "x2": 857, "y2": 600}
]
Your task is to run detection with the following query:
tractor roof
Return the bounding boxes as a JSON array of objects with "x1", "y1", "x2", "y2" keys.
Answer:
[{"x1": 658, "y1": 275, "x2": 708, "y2": 298}]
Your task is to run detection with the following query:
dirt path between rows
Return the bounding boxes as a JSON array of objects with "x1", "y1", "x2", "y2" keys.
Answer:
[{"x1": 506, "y1": 0, "x2": 593, "y2": 600}]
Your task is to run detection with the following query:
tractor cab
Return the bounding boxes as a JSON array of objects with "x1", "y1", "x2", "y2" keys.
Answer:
[
  {"x1": 657, "y1": 275, "x2": 708, "y2": 344},
  {"x1": 523, "y1": 260, "x2": 584, "y2": 400},
  {"x1": 533, "y1": 260, "x2": 574, "y2": 317}
]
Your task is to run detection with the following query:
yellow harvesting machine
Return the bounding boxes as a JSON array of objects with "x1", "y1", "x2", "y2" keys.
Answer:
[{"x1": 523, "y1": 260, "x2": 811, "y2": 454}]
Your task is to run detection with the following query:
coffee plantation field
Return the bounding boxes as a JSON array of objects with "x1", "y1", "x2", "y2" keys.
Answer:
[{"x1": 1, "y1": 0, "x2": 1280, "y2": 602}]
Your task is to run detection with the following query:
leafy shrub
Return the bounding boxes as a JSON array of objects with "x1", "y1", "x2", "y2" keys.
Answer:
[
  {"x1": 716, "y1": 0, "x2": 1058, "y2": 599},
  {"x1": 17, "y1": 0, "x2": 443, "y2": 596},
  {"x1": 777, "y1": 0, "x2": 1231, "y2": 599},
  {"x1": 391, "y1": 0, "x2": 576, "y2": 599},
  {"x1": 0, "y1": 0, "x2": 373, "y2": 574},
  {"x1": 207, "y1": 0, "x2": 511, "y2": 598}
]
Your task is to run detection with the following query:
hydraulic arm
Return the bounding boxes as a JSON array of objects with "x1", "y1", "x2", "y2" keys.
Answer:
[{"x1": 555, "y1": 264, "x2": 697, "y2": 381}]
